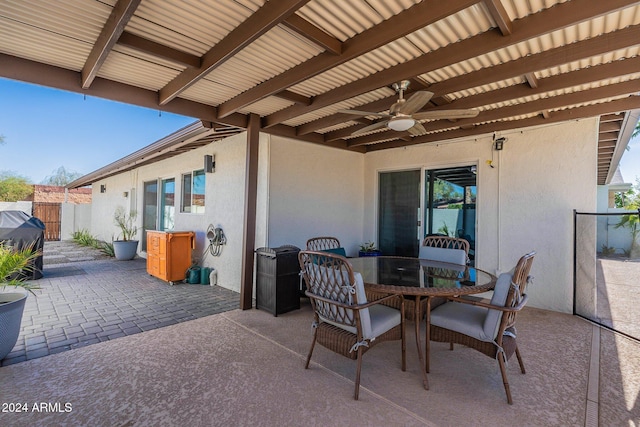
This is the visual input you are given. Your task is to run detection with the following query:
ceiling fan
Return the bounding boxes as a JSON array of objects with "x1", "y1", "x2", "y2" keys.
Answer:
[{"x1": 339, "y1": 80, "x2": 479, "y2": 136}]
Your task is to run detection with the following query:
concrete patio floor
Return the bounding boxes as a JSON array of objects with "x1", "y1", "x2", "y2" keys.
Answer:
[
  {"x1": 1, "y1": 300, "x2": 638, "y2": 426},
  {"x1": 1, "y1": 242, "x2": 639, "y2": 425}
]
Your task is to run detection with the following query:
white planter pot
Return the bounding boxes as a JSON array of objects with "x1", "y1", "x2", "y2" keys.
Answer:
[
  {"x1": 113, "y1": 240, "x2": 139, "y2": 260},
  {"x1": 0, "y1": 292, "x2": 27, "y2": 360}
]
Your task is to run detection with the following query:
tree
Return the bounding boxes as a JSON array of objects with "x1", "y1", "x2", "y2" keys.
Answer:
[
  {"x1": 633, "y1": 119, "x2": 640, "y2": 139},
  {"x1": 0, "y1": 172, "x2": 33, "y2": 202},
  {"x1": 615, "y1": 178, "x2": 640, "y2": 258},
  {"x1": 433, "y1": 179, "x2": 463, "y2": 203},
  {"x1": 41, "y1": 166, "x2": 83, "y2": 186}
]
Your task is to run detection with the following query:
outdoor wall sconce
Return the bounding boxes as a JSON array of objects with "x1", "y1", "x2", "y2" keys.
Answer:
[
  {"x1": 123, "y1": 191, "x2": 129, "y2": 198},
  {"x1": 204, "y1": 154, "x2": 215, "y2": 173},
  {"x1": 494, "y1": 137, "x2": 506, "y2": 151},
  {"x1": 100, "y1": 184, "x2": 106, "y2": 193}
]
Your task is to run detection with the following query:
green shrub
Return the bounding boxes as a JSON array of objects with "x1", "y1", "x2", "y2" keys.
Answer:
[
  {"x1": 72, "y1": 229, "x2": 113, "y2": 256},
  {"x1": 100, "y1": 241, "x2": 115, "y2": 257},
  {"x1": 72, "y1": 229, "x2": 97, "y2": 247},
  {"x1": 600, "y1": 245, "x2": 616, "y2": 256}
]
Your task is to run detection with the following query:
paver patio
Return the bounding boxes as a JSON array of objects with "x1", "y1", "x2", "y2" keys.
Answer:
[{"x1": 1, "y1": 241, "x2": 240, "y2": 366}]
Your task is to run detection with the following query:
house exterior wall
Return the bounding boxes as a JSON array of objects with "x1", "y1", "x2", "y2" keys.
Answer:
[
  {"x1": 266, "y1": 135, "x2": 365, "y2": 255},
  {"x1": 90, "y1": 118, "x2": 598, "y2": 312},
  {"x1": 90, "y1": 132, "x2": 270, "y2": 294},
  {"x1": 363, "y1": 119, "x2": 599, "y2": 313}
]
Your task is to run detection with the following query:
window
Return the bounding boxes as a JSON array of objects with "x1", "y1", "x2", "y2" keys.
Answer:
[
  {"x1": 424, "y1": 166, "x2": 477, "y2": 265},
  {"x1": 181, "y1": 170, "x2": 205, "y2": 213},
  {"x1": 161, "y1": 178, "x2": 175, "y2": 230}
]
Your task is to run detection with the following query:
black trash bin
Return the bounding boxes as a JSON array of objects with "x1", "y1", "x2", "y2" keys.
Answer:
[{"x1": 255, "y1": 245, "x2": 301, "y2": 316}]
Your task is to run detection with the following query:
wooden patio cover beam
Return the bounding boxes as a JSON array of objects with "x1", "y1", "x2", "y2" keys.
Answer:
[
  {"x1": 306, "y1": 54, "x2": 640, "y2": 138},
  {"x1": 158, "y1": 0, "x2": 311, "y2": 105},
  {"x1": 336, "y1": 38, "x2": 640, "y2": 145},
  {"x1": 281, "y1": 13, "x2": 343, "y2": 55},
  {"x1": 117, "y1": 31, "x2": 201, "y2": 68},
  {"x1": 366, "y1": 96, "x2": 640, "y2": 151},
  {"x1": 81, "y1": 0, "x2": 141, "y2": 89},
  {"x1": 216, "y1": 0, "x2": 478, "y2": 118},
  {"x1": 482, "y1": 0, "x2": 513, "y2": 36},
  {"x1": 347, "y1": 79, "x2": 640, "y2": 147},
  {"x1": 264, "y1": 0, "x2": 637, "y2": 128}
]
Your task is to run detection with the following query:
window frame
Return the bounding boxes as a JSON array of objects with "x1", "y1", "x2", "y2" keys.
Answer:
[{"x1": 180, "y1": 169, "x2": 205, "y2": 214}]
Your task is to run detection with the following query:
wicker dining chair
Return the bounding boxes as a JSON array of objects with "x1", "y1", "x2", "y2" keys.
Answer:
[
  {"x1": 420, "y1": 235, "x2": 470, "y2": 264},
  {"x1": 298, "y1": 250, "x2": 406, "y2": 400},
  {"x1": 306, "y1": 236, "x2": 341, "y2": 251},
  {"x1": 429, "y1": 251, "x2": 536, "y2": 404}
]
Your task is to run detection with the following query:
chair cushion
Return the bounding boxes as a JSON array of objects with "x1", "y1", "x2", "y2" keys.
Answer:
[
  {"x1": 483, "y1": 272, "x2": 512, "y2": 340},
  {"x1": 430, "y1": 302, "x2": 490, "y2": 341},
  {"x1": 319, "y1": 271, "x2": 401, "y2": 340},
  {"x1": 321, "y1": 247, "x2": 347, "y2": 257},
  {"x1": 419, "y1": 246, "x2": 466, "y2": 265},
  {"x1": 430, "y1": 272, "x2": 513, "y2": 343}
]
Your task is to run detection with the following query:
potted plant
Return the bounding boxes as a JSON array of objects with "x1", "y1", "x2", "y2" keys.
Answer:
[
  {"x1": 112, "y1": 206, "x2": 139, "y2": 261},
  {"x1": 358, "y1": 241, "x2": 382, "y2": 257},
  {"x1": 0, "y1": 243, "x2": 40, "y2": 361}
]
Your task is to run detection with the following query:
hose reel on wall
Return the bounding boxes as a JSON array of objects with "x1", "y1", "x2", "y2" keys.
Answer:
[
  {"x1": 206, "y1": 224, "x2": 226, "y2": 257},
  {"x1": 189, "y1": 224, "x2": 226, "y2": 285}
]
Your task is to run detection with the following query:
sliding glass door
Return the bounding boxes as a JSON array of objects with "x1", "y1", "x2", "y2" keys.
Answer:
[
  {"x1": 377, "y1": 166, "x2": 478, "y2": 261},
  {"x1": 424, "y1": 166, "x2": 477, "y2": 263},
  {"x1": 378, "y1": 170, "x2": 421, "y2": 257}
]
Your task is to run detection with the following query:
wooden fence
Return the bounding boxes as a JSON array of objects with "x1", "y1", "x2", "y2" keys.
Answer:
[{"x1": 33, "y1": 202, "x2": 61, "y2": 241}]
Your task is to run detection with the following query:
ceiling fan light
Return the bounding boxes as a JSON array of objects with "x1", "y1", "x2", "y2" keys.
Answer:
[{"x1": 388, "y1": 117, "x2": 415, "y2": 131}]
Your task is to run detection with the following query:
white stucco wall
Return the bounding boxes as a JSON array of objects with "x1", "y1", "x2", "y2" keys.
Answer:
[
  {"x1": 90, "y1": 132, "x2": 270, "y2": 294},
  {"x1": 0, "y1": 201, "x2": 32, "y2": 214},
  {"x1": 91, "y1": 118, "x2": 598, "y2": 313},
  {"x1": 91, "y1": 173, "x2": 136, "y2": 242},
  {"x1": 60, "y1": 202, "x2": 91, "y2": 240},
  {"x1": 266, "y1": 135, "x2": 365, "y2": 256},
  {"x1": 363, "y1": 119, "x2": 599, "y2": 313}
]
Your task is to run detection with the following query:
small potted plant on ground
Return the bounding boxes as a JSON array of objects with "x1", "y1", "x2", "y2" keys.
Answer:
[
  {"x1": 112, "y1": 206, "x2": 139, "y2": 261},
  {"x1": 359, "y1": 241, "x2": 382, "y2": 257},
  {"x1": 0, "y1": 243, "x2": 40, "y2": 360}
]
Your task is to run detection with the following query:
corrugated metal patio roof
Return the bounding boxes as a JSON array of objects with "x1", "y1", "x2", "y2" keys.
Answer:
[{"x1": 2, "y1": 0, "x2": 640, "y2": 185}]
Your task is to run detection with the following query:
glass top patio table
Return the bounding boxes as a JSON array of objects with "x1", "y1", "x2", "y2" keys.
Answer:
[
  {"x1": 349, "y1": 256, "x2": 496, "y2": 297},
  {"x1": 349, "y1": 256, "x2": 497, "y2": 391}
]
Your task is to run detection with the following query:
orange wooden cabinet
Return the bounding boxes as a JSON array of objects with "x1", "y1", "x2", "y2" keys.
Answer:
[{"x1": 146, "y1": 230, "x2": 195, "y2": 284}]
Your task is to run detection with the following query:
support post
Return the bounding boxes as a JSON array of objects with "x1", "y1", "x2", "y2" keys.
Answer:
[{"x1": 240, "y1": 114, "x2": 260, "y2": 310}]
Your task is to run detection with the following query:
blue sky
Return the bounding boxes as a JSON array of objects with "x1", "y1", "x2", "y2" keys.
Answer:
[
  {"x1": 0, "y1": 78, "x2": 194, "y2": 184},
  {"x1": 1, "y1": 77, "x2": 639, "y2": 185},
  {"x1": 621, "y1": 131, "x2": 640, "y2": 185}
]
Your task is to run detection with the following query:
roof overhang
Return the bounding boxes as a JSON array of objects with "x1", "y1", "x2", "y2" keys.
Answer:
[{"x1": 3, "y1": 0, "x2": 640, "y2": 185}]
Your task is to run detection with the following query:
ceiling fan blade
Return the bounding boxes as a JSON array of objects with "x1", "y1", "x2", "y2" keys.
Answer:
[
  {"x1": 398, "y1": 91, "x2": 434, "y2": 115},
  {"x1": 412, "y1": 109, "x2": 479, "y2": 120},
  {"x1": 338, "y1": 109, "x2": 390, "y2": 118},
  {"x1": 407, "y1": 122, "x2": 427, "y2": 136},
  {"x1": 351, "y1": 120, "x2": 390, "y2": 136}
]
